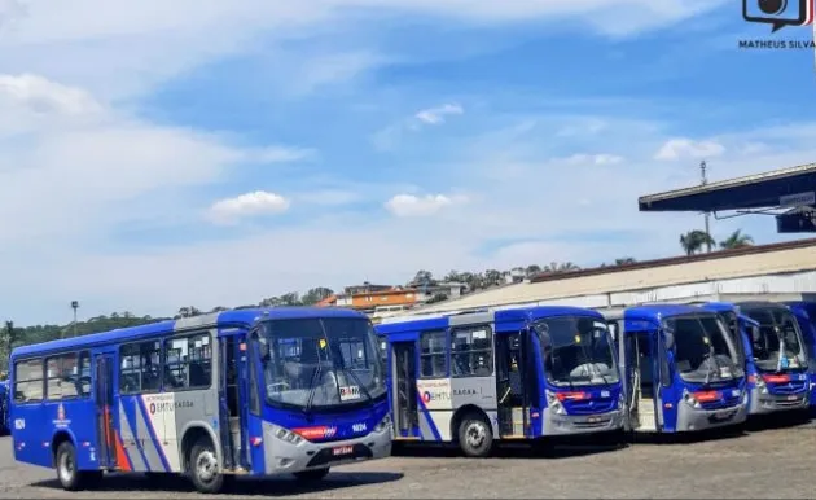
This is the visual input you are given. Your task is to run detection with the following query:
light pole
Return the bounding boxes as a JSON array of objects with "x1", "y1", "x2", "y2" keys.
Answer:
[
  {"x1": 700, "y1": 160, "x2": 712, "y2": 253},
  {"x1": 70, "y1": 301, "x2": 79, "y2": 338}
]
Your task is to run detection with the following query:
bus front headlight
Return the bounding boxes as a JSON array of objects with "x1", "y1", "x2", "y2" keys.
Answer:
[
  {"x1": 274, "y1": 427, "x2": 303, "y2": 445},
  {"x1": 546, "y1": 390, "x2": 566, "y2": 415},
  {"x1": 617, "y1": 393, "x2": 625, "y2": 410},
  {"x1": 683, "y1": 392, "x2": 702, "y2": 409},
  {"x1": 754, "y1": 376, "x2": 768, "y2": 394}
]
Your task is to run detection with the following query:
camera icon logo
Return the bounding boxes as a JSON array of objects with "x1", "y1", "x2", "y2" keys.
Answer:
[{"x1": 743, "y1": 0, "x2": 814, "y2": 31}]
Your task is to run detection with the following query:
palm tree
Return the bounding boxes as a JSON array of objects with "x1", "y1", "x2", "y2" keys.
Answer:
[
  {"x1": 679, "y1": 230, "x2": 715, "y2": 256},
  {"x1": 719, "y1": 229, "x2": 754, "y2": 250}
]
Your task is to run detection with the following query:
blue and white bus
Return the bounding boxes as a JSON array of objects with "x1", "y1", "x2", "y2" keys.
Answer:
[
  {"x1": 783, "y1": 301, "x2": 816, "y2": 411},
  {"x1": 604, "y1": 305, "x2": 748, "y2": 434},
  {"x1": 0, "y1": 380, "x2": 8, "y2": 435},
  {"x1": 376, "y1": 306, "x2": 624, "y2": 457},
  {"x1": 9, "y1": 308, "x2": 391, "y2": 493},
  {"x1": 698, "y1": 301, "x2": 812, "y2": 416}
]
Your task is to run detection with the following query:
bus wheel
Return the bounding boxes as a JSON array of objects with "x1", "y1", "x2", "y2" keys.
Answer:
[
  {"x1": 458, "y1": 414, "x2": 493, "y2": 457},
  {"x1": 188, "y1": 438, "x2": 225, "y2": 494},
  {"x1": 293, "y1": 467, "x2": 330, "y2": 482},
  {"x1": 56, "y1": 441, "x2": 82, "y2": 491}
]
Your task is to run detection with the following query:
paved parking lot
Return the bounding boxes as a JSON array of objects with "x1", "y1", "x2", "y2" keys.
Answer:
[{"x1": 0, "y1": 420, "x2": 814, "y2": 499}]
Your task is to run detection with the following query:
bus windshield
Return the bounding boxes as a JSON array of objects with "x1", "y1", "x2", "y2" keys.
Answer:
[
  {"x1": 667, "y1": 314, "x2": 742, "y2": 383},
  {"x1": 533, "y1": 316, "x2": 619, "y2": 387},
  {"x1": 741, "y1": 308, "x2": 808, "y2": 372},
  {"x1": 258, "y1": 317, "x2": 385, "y2": 410}
]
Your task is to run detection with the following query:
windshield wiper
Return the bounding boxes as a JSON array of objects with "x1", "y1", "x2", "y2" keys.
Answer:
[
  {"x1": 775, "y1": 334, "x2": 786, "y2": 373},
  {"x1": 303, "y1": 363, "x2": 323, "y2": 416},
  {"x1": 702, "y1": 347, "x2": 717, "y2": 386}
]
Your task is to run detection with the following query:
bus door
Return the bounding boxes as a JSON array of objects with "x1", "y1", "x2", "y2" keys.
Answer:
[
  {"x1": 495, "y1": 331, "x2": 532, "y2": 438},
  {"x1": 218, "y1": 333, "x2": 244, "y2": 470},
  {"x1": 621, "y1": 325, "x2": 659, "y2": 432},
  {"x1": 656, "y1": 325, "x2": 677, "y2": 432},
  {"x1": 614, "y1": 320, "x2": 636, "y2": 432},
  {"x1": 93, "y1": 352, "x2": 117, "y2": 470},
  {"x1": 786, "y1": 304, "x2": 816, "y2": 406},
  {"x1": 737, "y1": 316, "x2": 758, "y2": 410},
  {"x1": 390, "y1": 341, "x2": 418, "y2": 437}
]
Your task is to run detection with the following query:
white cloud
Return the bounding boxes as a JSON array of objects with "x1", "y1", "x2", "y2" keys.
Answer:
[
  {"x1": 0, "y1": 0, "x2": 729, "y2": 102},
  {"x1": 654, "y1": 138, "x2": 725, "y2": 161},
  {"x1": 208, "y1": 191, "x2": 290, "y2": 224},
  {"x1": 384, "y1": 193, "x2": 468, "y2": 217},
  {"x1": 0, "y1": 73, "x2": 102, "y2": 115},
  {"x1": 9, "y1": 116, "x2": 816, "y2": 323},
  {"x1": 564, "y1": 153, "x2": 624, "y2": 165},
  {"x1": 415, "y1": 103, "x2": 463, "y2": 125},
  {"x1": 0, "y1": 72, "x2": 307, "y2": 246}
]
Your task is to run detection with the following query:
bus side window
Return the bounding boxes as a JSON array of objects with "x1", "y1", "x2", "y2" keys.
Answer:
[
  {"x1": 419, "y1": 330, "x2": 447, "y2": 378},
  {"x1": 451, "y1": 325, "x2": 493, "y2": 378},
  {"x1": 14, "y1": 358, "x2": 44, "y2": 403},
  {"x1": 120, "y1": 340, "x2": 162, "y2": 393},
  {"x1": 164, "y1": 332, "x2": 212, "y2": 390},
  {"x1": 46, "y1": 352, "x2": 84, "y2": 400}
]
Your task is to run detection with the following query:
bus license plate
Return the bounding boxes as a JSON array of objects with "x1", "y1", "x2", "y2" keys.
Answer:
[
  {"x1": 587, "y1": 416, "x2": 602, "y2": 423},
  {"x1": 715, "y1": 410, "x2": 731, "y2": 419},
  {"x1": 332, "y1": 446, "x2": 353, "y2": 456},
  {"x1": 787, "y1": 395, "x2": 798, "y2": 401}
]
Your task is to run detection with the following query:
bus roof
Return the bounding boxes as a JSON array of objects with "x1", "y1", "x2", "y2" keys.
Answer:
[
  {"x1": 11, "y1": 306, "x2": 365, "y2": 358},
  {"x1": 375, "y1": 305, "x2": 603, "y2": 335},
  {"x1": 623, "y1": 303, "x2": 712, "y2": 320}
]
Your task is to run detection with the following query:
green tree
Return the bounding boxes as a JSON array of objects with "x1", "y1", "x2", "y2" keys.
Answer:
[
  {"x1": 719, "y1": 229, "x2": 753, "y2": 250},
  {"x1": 680, "y1": 230, "x2": 715, "y2": 256}
]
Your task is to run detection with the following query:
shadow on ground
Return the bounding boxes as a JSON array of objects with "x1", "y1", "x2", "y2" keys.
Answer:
[
  {"x1": 392, "y1": 431, "x2": 627, "y2": 460},
  {"x1": 30, "y1": 471, "x2": 404, "y2": 496}
]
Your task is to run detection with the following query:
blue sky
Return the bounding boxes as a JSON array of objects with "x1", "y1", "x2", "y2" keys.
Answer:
[{"x1": 1, "y1": 0, "x2": 816, "y2": 324}]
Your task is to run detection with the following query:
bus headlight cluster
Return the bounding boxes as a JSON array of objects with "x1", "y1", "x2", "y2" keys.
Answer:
[
  {"x1": 373, "y1": 414, "x2": 391, "y2": 433},
  {"x1": 617, "y1": 393, "x2": 625, "y2": 410},
  {"x1": 546, "y1": 390, "x2": 566, "y2": 415},
  {"x1": 275, "y1": 427, "x2": 303, "y2": 445},
  {"x1": 754, "y1": 376, "x2": 768, "y2": 395},
  {"x1": 683, "y1": 392, "x2": 702, "y2": 409}
]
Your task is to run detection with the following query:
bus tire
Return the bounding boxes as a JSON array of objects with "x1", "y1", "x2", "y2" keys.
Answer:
[
  {"x1": 293, "y1": 467, "x2": 330, "y2": 482},
  {"x1": 458, "y1": 413, "x2": 493, "y2": 457},
  {"x1": 188, "y1": 438, "x2": 225, "y2": 494},
  {"x1": 55, "y1": 441, "x2": 83, "y2": 491}
]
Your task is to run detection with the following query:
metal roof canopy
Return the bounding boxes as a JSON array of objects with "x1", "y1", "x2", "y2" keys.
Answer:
[{"x1": 638, "y1": 162, "x2": 816, "y2": 212}]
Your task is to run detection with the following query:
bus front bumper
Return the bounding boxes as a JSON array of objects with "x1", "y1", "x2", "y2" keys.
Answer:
[
  {"x1": 261, "y1": 422, "x2": 392, "y2": 475},
  {"x1": 675, "y1": 402, "x2": 748, "y2": 431},
  {"x1": 749, "y1": 387, "x2": 809, "y2": 415},
  {"x1": 543, "y1": 408, "x2": 624, "y2": 435}
]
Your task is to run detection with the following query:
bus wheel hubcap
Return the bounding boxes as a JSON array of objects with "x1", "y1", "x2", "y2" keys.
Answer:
[
  {"x1": 196, "y1": 451, "x2": 217, "y2": 482},
  {"x1": 59, "y1": 453, "x2": 74, "y2": 483},
  {"x1": 466, "y1": 422, "x2": 485, "y2": 448}
]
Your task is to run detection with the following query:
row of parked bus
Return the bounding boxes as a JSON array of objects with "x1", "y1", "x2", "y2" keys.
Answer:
[
  {"x1": 5, "y1": 301, "x2": 814, "y2": 493},
  {"x1": 375, "y1": 300, "x2": 816, "y2": 456}
]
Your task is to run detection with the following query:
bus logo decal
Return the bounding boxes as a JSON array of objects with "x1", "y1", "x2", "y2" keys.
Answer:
[{"x1": 53, "y1": 403, "x2": 70, "y2": 428}]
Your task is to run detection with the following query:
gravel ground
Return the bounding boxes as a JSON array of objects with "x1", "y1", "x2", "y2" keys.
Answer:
[{"x1": 0, "y1": 419, "x2": 814, "y2": 499}]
